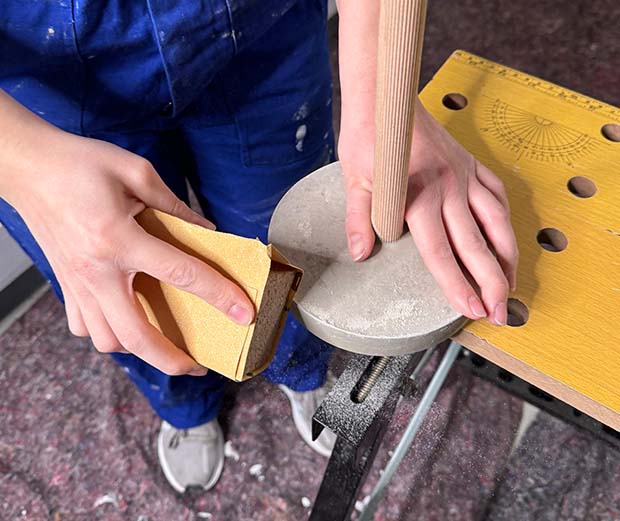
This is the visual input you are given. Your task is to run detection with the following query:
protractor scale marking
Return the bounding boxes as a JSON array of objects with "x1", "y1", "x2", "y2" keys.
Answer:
[{"x1": 482, "y1": 99, "x2": 602, "y2": 163}]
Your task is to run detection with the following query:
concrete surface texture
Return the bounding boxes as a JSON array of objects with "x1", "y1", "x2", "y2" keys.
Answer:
[
  {"x1": 2, "y1": 0, "x2": 620, "y2": 520},
  {"x1": 269, "y1": 162, "x2": 466, "y2": 355}
]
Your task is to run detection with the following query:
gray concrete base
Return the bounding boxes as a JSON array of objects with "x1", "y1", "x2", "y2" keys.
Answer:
[{"x1": 268, "y1": 162, "x2": 467, "y2": 355}]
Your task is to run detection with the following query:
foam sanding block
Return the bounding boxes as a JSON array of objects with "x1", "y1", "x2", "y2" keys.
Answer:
[{"x1": 133, "y1": 208, "x2": 302, "y2": 382}]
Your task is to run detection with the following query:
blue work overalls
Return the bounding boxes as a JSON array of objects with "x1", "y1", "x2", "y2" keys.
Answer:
[{"x1": 0, "y1": 0, "x2": 334, "y2": 428}]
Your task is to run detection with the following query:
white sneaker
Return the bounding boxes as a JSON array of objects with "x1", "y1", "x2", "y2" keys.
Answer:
[
  {"x1": 157, "y1": 419, "x2": 225, "y2": 493},
  {"x1": 279, "y1": 374, "x2": 337, "y2": 458}
]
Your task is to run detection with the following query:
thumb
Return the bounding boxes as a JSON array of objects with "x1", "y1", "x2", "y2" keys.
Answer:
[{"x1": 344, "y1": 178, "x2": 375, "y2": 262}]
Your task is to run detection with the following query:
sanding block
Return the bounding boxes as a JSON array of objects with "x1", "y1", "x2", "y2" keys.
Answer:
[{"x1": 133, "y1": 208, "x2": 302, "y2": 382}]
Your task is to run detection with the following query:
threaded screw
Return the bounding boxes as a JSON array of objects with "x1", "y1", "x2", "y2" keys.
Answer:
[{"x1": 353, "y1": 356, "x2": 390, "y2": 403}]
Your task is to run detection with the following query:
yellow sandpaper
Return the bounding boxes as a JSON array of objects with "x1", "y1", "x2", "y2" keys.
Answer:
[
  {"x1": 419, "y1": 51, "x2": 620, "y2": 427},
  {"x1": 134, "y1": 208, "x2": 302, "y2": 382}
]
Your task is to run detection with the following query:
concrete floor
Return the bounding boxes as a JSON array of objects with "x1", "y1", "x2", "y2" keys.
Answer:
[{"x1": 2, "y1": 1, "x2": 620, "y2": 520}]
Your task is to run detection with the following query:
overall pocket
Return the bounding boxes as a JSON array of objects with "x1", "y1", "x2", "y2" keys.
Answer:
[
  {"x1": 218, "y1": 0, "x2": 333, "y2": 167},
  {"x1": 235, "y1": 82, "x2": 333, "y2": 166}
]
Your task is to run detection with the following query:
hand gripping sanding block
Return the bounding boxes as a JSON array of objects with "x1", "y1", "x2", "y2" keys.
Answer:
[{"x1": 133, "y1": 208, "x2": 302, "y2": 382}]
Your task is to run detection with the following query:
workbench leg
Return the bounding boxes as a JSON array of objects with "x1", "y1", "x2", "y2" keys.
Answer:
[{"x1": 359, "y1": 341, "x2": 461, "y2": 520}]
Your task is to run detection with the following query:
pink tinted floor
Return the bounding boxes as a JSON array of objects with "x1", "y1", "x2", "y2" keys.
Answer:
[
  {"x1": 5, "y1": 294, "x2": 620, "y2": 521},
  {"x1": 1, "y1": 292, "x2": 522, "y2": 521}
]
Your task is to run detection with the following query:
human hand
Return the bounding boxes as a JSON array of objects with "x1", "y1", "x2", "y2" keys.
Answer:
[
  {"x1": 3, "y1": 120, "x2": 255, "y2": 375},
  {"x1": 339, "y1": 100, "x2": 518, "y2": 326}
]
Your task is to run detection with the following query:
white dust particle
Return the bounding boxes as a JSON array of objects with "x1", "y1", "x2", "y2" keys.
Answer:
[
  {"x1": 93, "y1": 493, "x2": 119, "y2": 508},
  {"x1": 224, "y1": 441, "x2": 240, "y2": 461},
  {"x1": 197, "y1": 513, "x2": 212, "y2": 520},
  {"x1": 354, "y1": 495, "x2": 370, "y2": 512},
  {"x1": 301, "y1": 497, "x2": 311, "y2": 508},
  {"x1": 249, "y1": 463, "x2": 263, "y2": 478}
]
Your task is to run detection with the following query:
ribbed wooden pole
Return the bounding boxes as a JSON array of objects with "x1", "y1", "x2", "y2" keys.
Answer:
[{"x1": 371, "y1": 0, "x2": 428, "y2": 242}]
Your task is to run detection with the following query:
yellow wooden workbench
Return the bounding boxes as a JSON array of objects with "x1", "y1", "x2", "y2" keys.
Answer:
[{"x1": 420, "y1": 51, "x2": 620, "y2": 428}]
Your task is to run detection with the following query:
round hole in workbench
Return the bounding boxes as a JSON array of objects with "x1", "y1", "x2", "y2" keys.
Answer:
[
  {"x1": 507, "y1": 298, "x2": 529, "y2": 327},
  {"x1": 567, "y1": 176, "x2": 597, "y2": 198},
  {"x1": 602, "y1": 123, "x2": 620, "y2": 142},
  {"x1": 442, "y1": 93, "x2": 468, "y2": 110},
  {"x1": 536, "y1": 228, "x2": 568, "y2": 252}
]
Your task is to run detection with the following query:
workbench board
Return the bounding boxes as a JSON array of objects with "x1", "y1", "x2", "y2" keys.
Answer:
[{"x1": 419, "y1": 51, "x2": 620, "y2": 428}]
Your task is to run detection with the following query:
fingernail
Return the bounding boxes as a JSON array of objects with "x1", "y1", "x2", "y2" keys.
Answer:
[
  {"x1": 189, "y1": 366, "x2": 208, "y2": 376},
  {"x1": 511, "y1": 274, "x2": 517, "y2": 292},
  {"x1": 200, "y1": 217, "x2": 216, "y2": 230},
  {"x1": 349, "y1": 234, "x2": 365, "y2": 261},
  {"x1": 468, "y1": 296, "x2": 487, "y2": 318},
  {"x1": 189, "y1": 211, "x2": 216, "y2": 230},
  {"x1": 494, "y1": 302, "x2": 507, "y2": 326},
  {"x1": 229, "y1": 304, "x2": 254, "y2": 326}
]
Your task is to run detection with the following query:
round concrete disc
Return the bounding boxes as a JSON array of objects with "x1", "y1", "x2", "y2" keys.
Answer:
[{"x1": 268, "y1": 162, "x2": 468, "y2": 356}]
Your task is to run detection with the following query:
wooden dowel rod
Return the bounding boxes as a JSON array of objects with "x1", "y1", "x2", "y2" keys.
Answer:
[{"x1": 371, "y1": 0, "x2": 428, "y2": 242}]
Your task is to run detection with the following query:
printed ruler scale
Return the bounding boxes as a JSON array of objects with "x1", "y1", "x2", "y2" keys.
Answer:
[
  {"x1": 452, "y1": 50, "x2": 620, "y2": 119},
  {"x1": 419, "y1": 51, "x2": 620, "y2": 429}
]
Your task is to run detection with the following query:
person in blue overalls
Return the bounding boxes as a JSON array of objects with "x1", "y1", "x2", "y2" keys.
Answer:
[{"x1": 0, "y1": 1, "x2": 518, "y2": 493}]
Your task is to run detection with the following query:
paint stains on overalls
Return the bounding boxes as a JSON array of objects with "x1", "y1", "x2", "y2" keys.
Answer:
[{"x1": 0, "y1": 0, "x2": 334, "y2": 428}]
